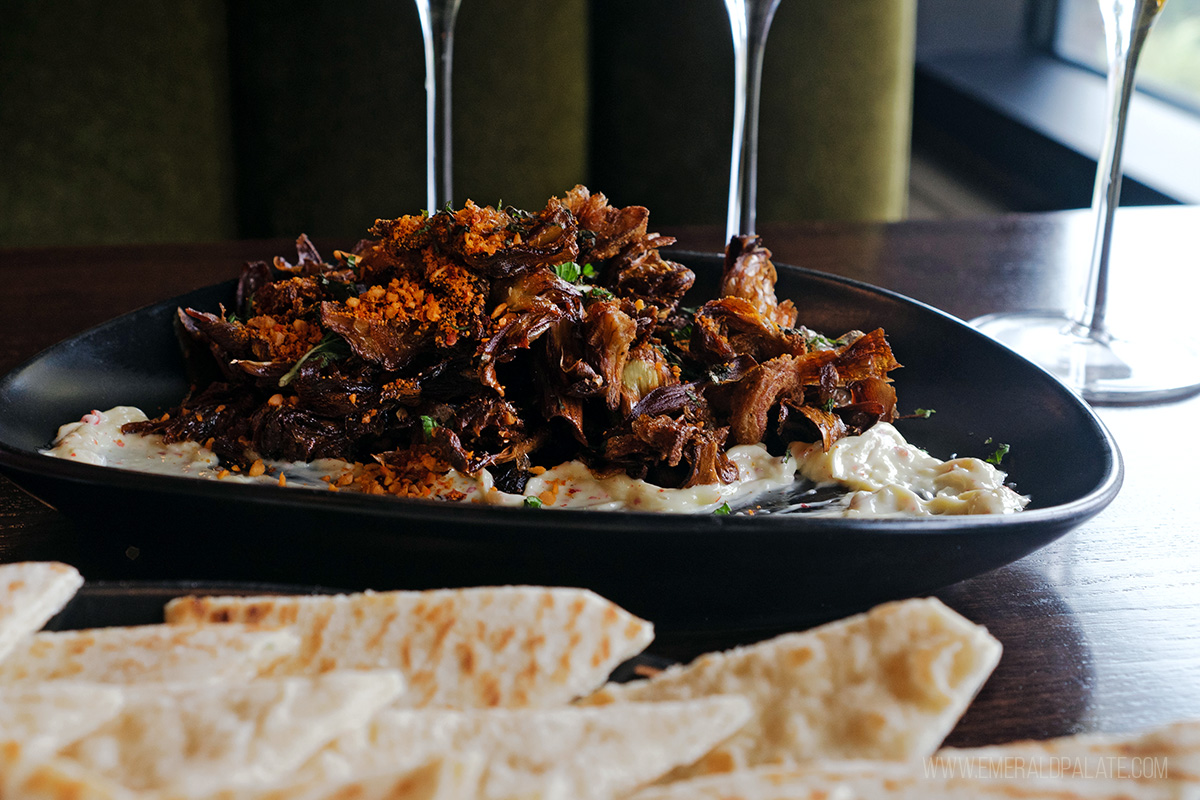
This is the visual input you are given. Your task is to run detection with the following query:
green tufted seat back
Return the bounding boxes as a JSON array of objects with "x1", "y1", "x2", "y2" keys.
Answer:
[{"x1": 0, "y1": 0, "x2": 915, "y2": 247}]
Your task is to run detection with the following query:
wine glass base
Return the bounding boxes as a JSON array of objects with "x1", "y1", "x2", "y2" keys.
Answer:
[{"x1": 971, "y1": 311, "x2": 1200, "y2": 405}]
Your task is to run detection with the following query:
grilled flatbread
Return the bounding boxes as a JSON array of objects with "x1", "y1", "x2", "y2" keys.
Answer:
[
  {"x1": 0, "y1": 562, "x2": 83, "y2": 663},
  {"x1": 0, "y1": 682, "x2": 124, "y2": 760},
  {"x1": 0, "y1": 748, "x2": 474, "y2": 800},
  {"x1": 0, "y1": 746, "x2": 136, "y2": 800},
  {"x1": 297, "y1": 696, "x2": 753, "y2": 800},
  {"x1": 60, "y1": 670, "x2": 405, "y2": 796},
  {"x1": 164, "y1": 586, "x2": 654, "y2": 708},
  {"x1": 199, "y1": 757, "x2": 486, "y2": 800},
  {"x1": 580, "y1": 597, "x2": 1002, "y2": 777},
  {"x1": 0, "y1": 624, "x2": 299, "y2": 684},
  {"x1": 626, "y1": 762, "x2": 1188, "y2": 800}
]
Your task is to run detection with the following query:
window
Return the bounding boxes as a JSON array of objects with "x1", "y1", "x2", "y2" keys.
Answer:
[
  {"x1": 913, "y1": 0, "x2": 1200, "y2": 209},
  {"x1": 1054, "y1": 0, "x2": 1200, "y2": 112}
]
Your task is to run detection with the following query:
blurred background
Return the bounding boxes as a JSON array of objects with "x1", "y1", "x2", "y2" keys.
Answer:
[{"x1": 1, "y1": 0, "x2": 1196, "y2": 247}]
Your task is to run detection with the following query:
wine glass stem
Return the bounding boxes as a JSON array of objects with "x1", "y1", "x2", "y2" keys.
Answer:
[
  {"x1": 725, "y1": 0, "x2": 781, "y2": 243},
  {"x1": 416, "y1": 0, "x2": 462, "y2": 212},
  {"x1": 1073, "y1": 0, "x2": 1162, "y2": 339}
]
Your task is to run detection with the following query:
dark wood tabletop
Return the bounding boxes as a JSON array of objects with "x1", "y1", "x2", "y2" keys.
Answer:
[{"x1": 3, "y1": 206, "x2": 1199, "y2": 750}]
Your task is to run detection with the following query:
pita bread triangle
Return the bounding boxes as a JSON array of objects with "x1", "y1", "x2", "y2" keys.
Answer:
[
  {"x1": 0, "y1": 562, "x2": 83, "y2": 663},
  {"x1": 0, "y1": 746, "x2": 137, "y2": 800},
  {"x1": 192, "y1": 757, "x2": 487, "y2": 800},
  {"x1": 295, "y1": 695, "x2": 753, "y2": 800},
  {"x1": 164, "y1": 585, "x2": 654, "y2": 709},
  {"x1": 625, "y1": 762, "x2": 1190, "y2": 800},
  {"x1": 0, "y1": 623, "x2": 299, "y2": 684},
  {"x1": 1, "y1": 746, "x2": 476, "y2": 800},
  {"x1": 579, "y1": 597, "x2": 1002, "y2": 777},
  {"x1": 0, "y1": 682, "x2": 124, "y2": 760},
  {"x1": 59, "y1": 670, "x2": 405, "y2": 796}
]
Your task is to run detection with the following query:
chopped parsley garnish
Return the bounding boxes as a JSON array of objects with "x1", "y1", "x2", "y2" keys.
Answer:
[
  {"x1": 985, "y1": 443, "x2": 1010, "y2": 465},
  {"x1": 713, "y1": 502, "x2": 732, "y2": 516},
  {"x1": 821, "y1": 398, "x2": 837, "y2": 412},
  {"x1": 420, "y1": 415, "x2": 439, "y2": 441},
  {"x1": 913, "y1": 408, "x2": 936, "y2": 418},
  {"x1": 554, "y1": 262, "x2": 580, "y2": 282},
  {"x1": 278, "y1": 333, "x2": 353, "y2": 387},
  {"x1": 583, "y1": 285, "x2": 615, "y2": 301},
  {"x1": 523, "y1": 496, "x2": 544, "y2": 508},
  {"x1": 554, "y1": 260, "x2": 612, "y2": 301},
  {"x1": 799, "y1": 330, "x2": 837, "y2": 349},
  {"x1": 554, "y1": 261, "x2": 596, "y2": 283}
]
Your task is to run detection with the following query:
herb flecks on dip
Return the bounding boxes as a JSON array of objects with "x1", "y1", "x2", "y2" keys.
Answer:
[{"x1": 42, "y1": 187, "x2": 1028, "y2": 516}]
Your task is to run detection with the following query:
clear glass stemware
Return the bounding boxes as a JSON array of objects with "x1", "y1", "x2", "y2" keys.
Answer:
[
  {"x1": 972, "y1": 0, "x2": 1200, "y2": 404},
  {"x1": 414, "y1": 0, "x2": 463, "y2": 212},
  {"x1": 723, "y1": 0, "x2": 783, "y2": 243}
]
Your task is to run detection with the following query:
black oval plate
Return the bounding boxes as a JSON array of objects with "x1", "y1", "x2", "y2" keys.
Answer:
[{"x1": 0, "y1": 254, "x2": 1122, "y2": 632}]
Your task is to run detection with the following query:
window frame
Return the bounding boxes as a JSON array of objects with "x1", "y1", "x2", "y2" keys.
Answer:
[{"x1": 913, "y1": 0, "x2": 1200, "y2": 208}]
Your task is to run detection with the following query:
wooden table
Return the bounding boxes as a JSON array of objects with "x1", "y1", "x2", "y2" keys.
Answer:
[{"x1": 3, "y1": 206, "x2": 1199, "y2": 749}]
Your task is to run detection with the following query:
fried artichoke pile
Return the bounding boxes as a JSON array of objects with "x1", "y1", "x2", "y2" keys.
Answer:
[{"x1": 124, "y1": 187, "x2": 901, "y2": 497}]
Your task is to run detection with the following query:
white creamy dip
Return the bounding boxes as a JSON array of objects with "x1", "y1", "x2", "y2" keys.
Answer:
[
  {"x1": 44, "y1": 407, "x2": 222, "y2": 477},
  {"x1": 43, "y1": 408, "x2": 354, "y2": 489},
  {"x1": 503, "y1": 444, "x2": 798, "y2": 512},
  {"x1": 793, "y1": 422, "x2": 1029, "y2": 516},
  {"x1": 43, "y1": 408, "x2": 1027, "y2": 517}
]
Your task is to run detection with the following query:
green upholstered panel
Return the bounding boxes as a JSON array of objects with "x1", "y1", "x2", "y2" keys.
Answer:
[
  {"x1": 453, "y1": 0, "x2": 589, "y2": 213},
  {"x1": 0, "y1": 1, "x2": 236, "y2": 246},
  {"x1": 759, "y1": 1, "x2": 917, "y2": 223},
  {"x1": 0, "y1": 1, "x2": 912, "y2": 246},
  {"x1": 589, "y1": 0, "x2": 916, "y2": 226},
  {"x1": 227, "y1": 0, "x2": 588, "y2": 241}
]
